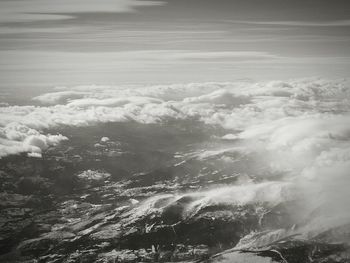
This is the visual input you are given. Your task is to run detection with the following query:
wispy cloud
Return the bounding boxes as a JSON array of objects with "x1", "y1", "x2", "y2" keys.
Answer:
[
  {"x1": 164, "y1": 51, "x2": 279, "y2": 60},
  {"x1": 228, "y1": 20, "x2": 350, "y2": 27},
  {"x1": 0, "y1": 0, "x2": 164, "y2": 23},
  {"x1": 0, "y1": 50, "x2": 281, "y2": 63}
]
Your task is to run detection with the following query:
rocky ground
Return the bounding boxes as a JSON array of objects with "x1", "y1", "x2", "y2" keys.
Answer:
[{"x1": 0, "y1": 121, "x2": 349, "y2": 262}]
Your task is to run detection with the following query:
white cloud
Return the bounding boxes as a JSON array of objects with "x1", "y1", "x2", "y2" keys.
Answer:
[
  {"x1": 33, "y1": 91, "x2": 88, "y2": 105},
  {"x1": 100, "y1": 137, "x2": 110, "y2": 143},
  {"x1": 1, "y1": 78, "x2": 349, "y2": 159},
  {"x1": 124, "y1": 181, "x2": 294, "y2": 223},
  {"x1": 0, "y1": 122, "x2": 67, "y2": 158},
  {"x1": 187, "y1": 181, "x2": 293, "y2": 210}
]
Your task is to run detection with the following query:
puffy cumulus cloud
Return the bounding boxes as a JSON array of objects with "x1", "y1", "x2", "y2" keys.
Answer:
[
  {"x1": 24, "y1": 134, "x2": 67, "y2": 151},
  {"x1": 33, "y1": 91, "x2": 88, "y2": 105},
  {"x1": 0, "y1": 135, "x2": 67, "y2": 158},
  {"x1": 66, "y1": 96, "x2": 162, "y2": 108},
  {"x1": 183, "y1": 89, "x2": 250, "y2": 106},
  {"x1": 0, "y1": 122, "x2": 67, "y2": 158},
  {"x1": 100, "y1": 137, "x2": 110, "y2": 143}
]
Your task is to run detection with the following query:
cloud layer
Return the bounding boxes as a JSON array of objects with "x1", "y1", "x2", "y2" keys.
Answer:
[
  {"x1": 1, "y1": 79, "x2": 349, "y2": 160},
  {"x1": 1, "y1": 78, "x2": 350, "y2": 233}
]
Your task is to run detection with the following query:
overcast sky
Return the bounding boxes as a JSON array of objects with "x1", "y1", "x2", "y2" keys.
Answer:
[{"x1": 0, "y1": 0, "x2": 350, "y2": 92}]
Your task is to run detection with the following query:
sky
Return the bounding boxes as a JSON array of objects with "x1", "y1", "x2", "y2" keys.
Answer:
[{"x1": 0, "y1": 0, "x2": 350, "y2": 93}]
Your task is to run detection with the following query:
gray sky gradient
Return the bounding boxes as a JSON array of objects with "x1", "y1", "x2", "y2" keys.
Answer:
[{"x1": 0, "y1": 0, "x2": 350, "y2": 93}]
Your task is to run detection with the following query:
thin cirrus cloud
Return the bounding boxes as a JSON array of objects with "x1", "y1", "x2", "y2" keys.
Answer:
[
  {"x1": 228, "y1": 19, "x2": 350, "y2": 27},
  {"x1": 105, "y1": 50, "x2": 280, "y2": 61},
  {"x1": 164, "y1": 51, "x2": 280, "y2": 60},
  {"x1": 0, "y1": 49, "x2": 282, "y2": 87},
  {"x1": 0, "y1": 50, "x2": 280, "y2": 63},
  {"x1": 0, "y1": 0, "x2": 165, "y2": 22}
]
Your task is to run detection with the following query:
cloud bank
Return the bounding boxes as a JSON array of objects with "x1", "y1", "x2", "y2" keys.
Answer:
[{"x1": 2, "y1": 79, "x2": 349, "y2": 160}]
